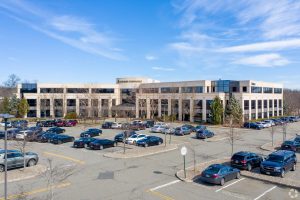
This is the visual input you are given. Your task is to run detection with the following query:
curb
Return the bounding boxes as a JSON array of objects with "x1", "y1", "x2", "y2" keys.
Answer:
[{"x1": 103, "y1": 145, "x2": 178, "y2": 159}]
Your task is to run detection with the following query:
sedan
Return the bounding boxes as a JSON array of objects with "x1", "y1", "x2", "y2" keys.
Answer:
[
  {"x1": 280, "y1": 140, "x2": 300, "y2": 152},
  {"x1": 196, "y1": 130, "x2": 214, "y2": 139},
  {"x1": 73, "y1": 137, "x2": 96, "y2": 148},
  {"x1": 182, "y1": 124, "x2": 196, "y2": 132},
  {"x1": 114, "y1": 131, "x2": 136, "y2": 143},
  {"x1": 201, "y1": 164, "x2": 240, "y2": 186},
  {"x1": 89, "y1": 139, "x2": 116, "y2": 150},
  {"x1": 50, "y1": 134, "x2": 75, "y2": 144},
  {"x1": 46, "y1": 127, "x2": 65, "y2": 134},
  {"x1": 136, "y1": 136, "x2": 163, "y2": 147},
  {"x1": 111, "y1": 123, "x2": 122, "y2": 129},
  {"x1": 174, "y1": 127, "x2": 192, "y2": 136},
  {"x1": 126, "y1": 134, "x2": 148, "y2": 145},
  {"x1": 195, "y1": 125, "x2": 206, "y2": 132},
  {"x1": 150, "y1": 125, "x2": 167, "y2": 133},
  {"x1": 37, "y1": 133, "x2": 57, "y2": 143},
  {"x1": 80, "y1": 128, "x2": 102, "y2": 137}
]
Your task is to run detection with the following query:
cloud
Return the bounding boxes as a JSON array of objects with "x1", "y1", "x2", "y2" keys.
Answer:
[
  {"x1": 145, "y1": 55, "x2": 157, "y2": 61},
  {"x1": 0, "y1": 1, "x2": 126, "y2": 60},
  {"x1": 233, "y1": 53, "x2": 290, "y2": 67},
  {"x1": 152, "y1": 67, "x2": 175, "y2": 71}
]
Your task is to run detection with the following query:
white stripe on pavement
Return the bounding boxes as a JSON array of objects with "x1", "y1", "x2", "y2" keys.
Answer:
[
  {"x1": 150, "y1": 180, "x2": 181, "y2": 191},
  {"x1": 253, "y1": 186, "x2": 277, "y2": 200},
  {"x1": 215, "y1": 178, "x2": 246, "y2": 192}
]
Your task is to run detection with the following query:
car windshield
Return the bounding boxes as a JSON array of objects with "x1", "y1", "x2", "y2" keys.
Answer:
[
  {"x1": 266, "y1": 155, "x2": 284, "y2": 163},
  {"x1": 131, "y1": 135, "x2": 137, "y2": 138},
  {"x1": 232, "y1": 154, "x2": 245, "y2": 160},
  {"x1": 153, "y1": 125, "x2": 159, "y2": 128},
  {"x1": 283, "y1": 141, "x2": 294, "y2": 145},
  {"x1": 205, "y1": 165, "x2": 221, "y2": 173}
]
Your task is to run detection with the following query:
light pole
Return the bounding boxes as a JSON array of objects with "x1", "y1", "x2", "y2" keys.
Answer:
[
  {"x1": 0, "y1": 113, "x2": 15, "y2": 200},
  {"x1": 180, "y1": 146, "x2": 187, "y2": 179}
]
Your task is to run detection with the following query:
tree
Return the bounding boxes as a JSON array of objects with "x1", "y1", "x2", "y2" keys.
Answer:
[
  {"x1": 3, "y1": 74, "x2": 20, "y2": 87},
  {"x1": 225, "y1": 95, "x2": 243, "y2": 125},
  {"x1": 9, "y1": 95, "x2": 20, "y2": 116},
  {"x1": 0, "y1": 97, "x2": 10, "y2": 113},
  {"x1": 211, "y1": 96, "x2": 224, "y2": 125},
  {"x1": 18, "y1": 98, "x2": 29, "y2": 118}
]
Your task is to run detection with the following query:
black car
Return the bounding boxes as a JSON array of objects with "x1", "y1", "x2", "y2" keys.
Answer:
[
  {"x1": 114, "y1": 131, "x2": 136, "y2": 142},
  {"x1": 80, "y1": 128, "x2": 102, "y2": 137},
  {"x1": 196, "y1": 130, "x2": 214, "y2": 139},
  {"x1": 231, "y1": 151, "x2": 263, "y2": 171},
  {"x1": 11, "y1": 120, "x2": 28, "y2": 128},
  {"x1": 260, "y1": 150, "x2": 297, "y2": 178},
  {"x1": 89, "y1": 139, "x2": 116, "y2": 150},
  {"x1": 38, "y1": 133, "x2": 57, "y2": 143},
  {"x1": 73, "y1": 137, "x2": 96, "y2": 148},
  {"x1": 46, "y1": 127, "x2": 65, "y2": 134},
  {"x1": 136, "y1": 136, "x2": 163, "y2": 147},
  {"x1": 195, "y1": 125, "x2": 206, "y2": 132},
  {"x1": 182, "y1": 124, "x2": 196, "y2": 132},
  {"x1": 50, "y1": 134, "x2": 75, "y2": 144},
  {"x1": 101, "y1": 122, "x2": 113, "y2": 129},
  {"x1": 36, "y1": 120, "x2": 55, "y2": 127},
  {"x1": 280, "y1": 140, "x2": 300, "y2": 152},
  {"x1": 143, "y1": 120, "x2": 155, "y2": 128},
  {"x1": 201, "y1": 164, "x2": 241, "y2": 186}
]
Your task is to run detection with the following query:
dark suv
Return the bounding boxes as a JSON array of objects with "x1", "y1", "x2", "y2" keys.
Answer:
[
  {"x1": 231, "y1": 151, "x2": 263, "y2": 171},
  {"x1": 260, "y1": 150, "x2": 297, "y2": 178}
]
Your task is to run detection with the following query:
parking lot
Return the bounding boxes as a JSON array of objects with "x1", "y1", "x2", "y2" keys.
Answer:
[{"x1": 0, "y1": 120, "x2": 299, "y2": 200}]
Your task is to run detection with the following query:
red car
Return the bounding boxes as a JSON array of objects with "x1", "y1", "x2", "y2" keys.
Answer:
[
  {"x1": 65, "y1": 120, "x2": 78, "y2": 127},
  {"x1": 55, "y1": 120, "x2": 66, "y2": 127}
]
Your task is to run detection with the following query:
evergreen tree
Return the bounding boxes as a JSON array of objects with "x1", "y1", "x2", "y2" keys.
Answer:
[
  {"x1": 18, "y1": 98, "x2": 29, "y2": 118},
  {"x1": 9, "y1": 95, "x2": 20, "y2": 116},
  {"x1": 0, "y1": 97, "x2": 10, "y2": 113},
  {"x1": 211, "y1": 96, "x2": 224, "y2": 125},
  {"x1": 225, "y1": 95, "x2": 243, "y2": 125}
]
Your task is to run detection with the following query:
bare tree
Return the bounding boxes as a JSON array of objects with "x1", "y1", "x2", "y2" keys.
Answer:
[
  {"x1": 226, "y1": 116, "x2": 240, "y2": 156},
  {"x1": 3, "y1": 74, "x2": 20, "y2": 88},
  {"x1": 270, "y1": 125, "x2": 276, "y2": 147},
  {"x1": 282, "y1": 122, "x2": 287, "y2": 142}
]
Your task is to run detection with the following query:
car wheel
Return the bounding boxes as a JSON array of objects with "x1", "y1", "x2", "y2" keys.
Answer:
[
  {"x1": 84, "y1": 144, "x2": 88, "y2": 148},
  {"x1": 220, "y1": 178, "x2": 225, "y2": 186},
  {"x1": 27, "y1": 159, "x2": 37, "y2": 167},
  {"x1": 47, "y1": 139, "x2": 50, "y2": 143},
  {"x1": 236, "y1": 172, "x2": 241, "y2": 179},
  {"x1": 292, "y1": 163, "x2": 296, "y2": 171},
  {"x1": 0, "y1": 165, "x2": 4, "y2": 172},
  {"x1": 144, "y1": 143, "x2": 148, "y2": 147},
  {"x1": 158, "y1": 141, "x2": 162, "y2": 145},
  {"x1": 100, "y1": 145, "x2": 104, "y2": 150},
  {"x1": 113, "y1": 142, "x2": 117, "y2": 147},
  {"x1": 58, "y1": 140, "x2": 62, "y2": 144},
  {"x1": 247, "y1": 164, "x2": 252, "y2": 171},
  {"x1": 280, "y1": 169, "x2": 285, "y2": 178}
]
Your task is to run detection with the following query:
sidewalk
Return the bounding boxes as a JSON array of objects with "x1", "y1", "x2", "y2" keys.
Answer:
[
  {"x1": 104, "y1": 144, "x2": 178, "y2": 159},
  {"x1": 0, "y1": 164, "x2": 47, "y2": 184}
]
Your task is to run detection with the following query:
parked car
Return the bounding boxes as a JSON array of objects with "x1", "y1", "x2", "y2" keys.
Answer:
[
  {"x1": 0, "y1": 150, "x2": 39, "y2": 172},
  {"x1": 15, "y1": 130, "x2": 33, "y2": 140},
  {"x1": 4, "y1": 128, "x2": 21, "y2": 139},
  {"x1": 50, "y1": 134, "x2": 75, "y2": 144},
  {"x1": 174, "y1": 127, "x2": 192, "y2": 136},
  {"x1": 37, "y1": 133, "x2": 58, "y2": 143},
  {"x1": 46, "y1": 127, "x2": 65, "y2": 134},
  {"x1": 264, "y1": 120, "x2": 275, "y2": 127},
  {"x1": 114, "y1": 131, "x2": 136, "y2": 142},
  {"x1": 243, "y1": 122, "x2": 263, "y2": 130},
  {"x1": 89, "y1": 139, "x2": 116, "y2": 150},
  {"x1": 132, "y1": 120, "x2": 143, "y2": 125},
  {"x1": 0, "y1": 121, "x2": 12, "y2": 128},
  {"x1": 102, "y1": 122, "x2": 113, "y2": 129},
  {"x1": 36, "y1": 120, "x2": 55, "y2": 127},
  {"x1": 294, "y1": 135, "x2": 300, "y2": 143},
  {"x1": 65, "y1": 120, "x2": 78, "y2": 127},
  {"x1": 80, "y1": 128, "x2": 102, "y2": 137},
  {"x1": 11, "y1": 120, "x2": 28, "y2": 128},
  {"x1": 260, "y1": 150, "x2": 297, "y2": 178},
  {"x1": 196, "y1": 130, "x2": 214, "y2": 139},
  {"x1": 111, "y1": 122, "x2": 122, "y2": 129},
  {"x1": 54, "y1": 119, "x2": 66, "y2": 127},
  {"x1": 129, "y1": 123, "x2": 146, "y2": 130},
  {"x1": 200, "y1": 164, "x2": 241, "y2": 186},
  {"x1": 272, "y1": 119, "x2": 284, "y2": 125},
  {"x1": 231, "y1": 151, "x2": 263, "y2": 171},
  {"x1": 28, "y1": 126, "x2": 43, "y2": 134},
  {"x1": 162, "y1": 127, "x2": 175, "y2": 135},
  {"x1": 73, "y1": 137, "x2": 96, "y2": 148},
  {"x1": 280, "y1": 140, "x2": 300, "y2": 152},
  {"x1": 182, "y1": 124, "x2": 196, "y2": 132},
  {"x1": 256, "y1": 122, "x2": 269, "y2": 128},
  {"x1": 136, "y1": 136, "x2": 163, "y2": 147},
  {"x1": 151, "y1": 125, "x2": 168, "y2": 133},
  {"x1": 142, "y1": 120, "x2": 155, "y2": 128},
  {"x1": 195, "y1": 125, "x2": 206, "y2": 132},
  {"x1": 126, "y1": 134, "x2": 148, "y2": 145}
]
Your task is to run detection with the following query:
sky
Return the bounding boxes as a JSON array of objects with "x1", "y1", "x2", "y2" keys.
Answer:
[{"x1": 0, "y1": 0, "x2": 300, "y2": 88}]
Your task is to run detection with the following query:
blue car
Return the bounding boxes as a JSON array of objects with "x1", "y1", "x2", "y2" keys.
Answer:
[
  {"x1": 80, "y1": 128, "x2": 102, "y2": 137},
  {"x1": 196, "y1": 130, "x2": 214, "y2": 139},
  {"x1": 38, "y1": 133, "x2": 57, "y2": 143},
  {"x1": 201, "y1": 164, "x2": 241, "y2": 186},
  {"x1": 50, "y1": 134, "x2": 75, "y2": 144},
  {"x1": 174, "y1": 127, "x2": 192, "y2": 136},
  {"x1": 243, "y1": 122, "x2": 263, "y2": 130},
  {"x1": 136, "y1": 136, "x2": 163, "y2": 147}
]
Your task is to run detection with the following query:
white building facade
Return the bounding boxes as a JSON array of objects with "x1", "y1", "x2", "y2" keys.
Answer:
[{"x1": 16, "y1": 78, "x2": 283, "y2": 122}]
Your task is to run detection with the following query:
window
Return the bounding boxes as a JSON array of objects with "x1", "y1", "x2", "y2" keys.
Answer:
[
  {"x1": 279, "y1": 99, "x2": 282, "y2": 108},
  {"x1": 258, "y1": 100, "x2": 262, "y2": 109},
  {"x1": 274, "y1": 88, "x2": 282, "y2": 94},
  {"x1": 244, "y1": 100, "x2": 249, "y2": 110},
  {"x1": 79, "y1": 99, "x2": 88, "y2": 106},
  {"x1": 92, "y1": 88, "x2": 114, "y2": 93},
  {"x1": 67, "y1": 99, "x2": 76, "y2": 106},
  {"x1": 274, "y1": 99, "x2": 278, "y2": 108},
  {"x1": 251, "y1": 100, "x2": 256, "y2": 109},
  {"x1": 269, "y1": 100, "x2": 273, "y2": 108},
  {"x1": 20, "y1": 83, "x2": 37, "y2": 93},
  {"x1": 40, "y1": 99, "x2": 50, "y2": 107},
  {"x1": 40, "y1": 88, "x2": 64, "y2": 93},
  {"x1": 243, "y1": 87, "x2": 247, "y2": 92},
  {"x1": 251, "y1": 86, "x2": 262, "y2": 93},
  {"x1": 207, "y1": 86, "x2": 210, "y2": 93},
  {"x1": 92, "y1": 99, "x2": 98, "y2": 107},
  {"x1": 181, "y1": 86, "x2": 203, "y2": 93},
  {"x1": 27, "y1": 99, "x2": 36, "y2": 106},
  {"x1": 264, "y1": 100, "x2": 268, "y2": 108},
  {"x1": 67, "y1": 88, "x2": 89, "y2": 93},
  {"x1": 263, "y1": 87, "x2": 273, "y2": 93},
  {"x1": 112, "y1": 99, "x2": 116, "y2": 106},
  {"x1": 160, "y1": 87, "x2": 179, "y2": 93},
  {"x1": 141, "y1": 88, "x2": 159, "y2": 93},
  {"x1": 54, "y1": 99, "x2": 63, "y2": 107}
]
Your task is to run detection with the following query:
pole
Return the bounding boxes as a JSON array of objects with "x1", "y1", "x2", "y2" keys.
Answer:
[
  {"x1": 4, "y1": 117, "x2": 8, "y2": 200},
  {"x1": 183, "y1": 155, "x2": 186, "y2": 179}
]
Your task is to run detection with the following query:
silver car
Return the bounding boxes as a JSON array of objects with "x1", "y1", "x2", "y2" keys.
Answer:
[
  {"x1": 151, "y1": 125, "x2": 168, "y2": 133},
  {"x1": 0, "y1": 150, "x2": 39, "y2": 172}
]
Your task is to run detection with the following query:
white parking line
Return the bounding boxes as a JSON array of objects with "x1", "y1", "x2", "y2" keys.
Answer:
[
  {"x1": 149, "y1": 180, "x2": 181, "y2": 191},
  {"x1": 253, "y1": 186, "x2": 277, "y2": 200},
  {"x1": 215, "y1": 178, "x2": 246, "y2": 192}
]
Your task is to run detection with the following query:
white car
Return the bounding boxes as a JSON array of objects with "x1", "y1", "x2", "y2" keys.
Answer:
[
  {"x1": 111, "y1": 122, "x2": 122, "y2": 129},
  {"x1": 151, "y1": 125, "x2": 168, "y2": 133},
  {"x1": 264, "y1": 120, "x2": 275, "y2": 127},
  {"x1": 126, "y1": 134, "x2": 148, "y2": 145},
  {"x1": 15, "y1": 130, "x2": 31, "y2": 140},
  {"x1": 0, "y1": 121, "x2": 12, "y2": 128},
  {"x1": 155, "y1": 122, "x2": 168, "y2": 126}
]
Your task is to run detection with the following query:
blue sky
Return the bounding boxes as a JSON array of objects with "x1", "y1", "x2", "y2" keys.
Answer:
[{"x1": 0, "y1": 0, "x2": 300, "y2": 88}]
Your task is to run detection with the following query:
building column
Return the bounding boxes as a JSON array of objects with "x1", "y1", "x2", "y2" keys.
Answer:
[
  {"x1": 255, "y1": 100, "x2": 258, "y2": 120},
  {"x1": 202, "y1": 99, "x2": 207, "y2": 122},
  {"x1": 76, "y1": 98, "x2": 80, "y2": 117},
  {"x1": 146, "y1": 98, "x2": 151, "y2": 119},
  {"x1": 266, "y1": 99, "x2": 269, "y2": 118},
  {"x1": 88, "y1": 99, "x2": 92, "y2": 118},
  {"x1": 63, "y1": 98, "x2": 67, "y2": 117},
  {"x1": 36, "y1": 98, "x2": 41, "y2": 118},
  {"x1": 98, "y1": 99, "x2": 102, "y2": 117},
  {"x1": 168, "y1": 98, "x2": 172, "y2": 117},
  {"x1": 135, "y1": 98, "x2": 139, "y2": 118},
  {"x1": 158, "y1": 99, "x2": 162, "y2": 117},
  {"x1": 190, "y1": 99, "x2": 194, "y2": 123},
  {"x1": 178, "y1": 98, "x2": 182, "y2": 121},
  {"x1": 108, "y1": 99, "x2": 112, "y2": 118},
  {"x1": 248, "y1": 99, "x2": 252, "y2": 120},
  {"x1": 50, "y1": 98, "x2": 54, "y2": 118}
]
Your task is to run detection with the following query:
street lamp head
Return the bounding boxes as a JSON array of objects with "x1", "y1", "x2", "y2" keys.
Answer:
[{"x1": 0, "y1": 113, "x2": 15, "y2": 119}]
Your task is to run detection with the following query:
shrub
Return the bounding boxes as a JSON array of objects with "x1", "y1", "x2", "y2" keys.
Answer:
[{"x1": 64, "y1": 112, "x2": 77, "y2": 119}]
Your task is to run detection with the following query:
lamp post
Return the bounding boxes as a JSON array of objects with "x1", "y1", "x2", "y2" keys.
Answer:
[
  {"x1": 0, "y1": 113, "x2": 15, "y2": 200},
  {"x1": 180, "y1": 146, "x2": 187, "y2": 179}
]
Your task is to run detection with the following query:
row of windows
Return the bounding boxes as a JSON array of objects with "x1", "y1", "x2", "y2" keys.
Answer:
[
  {"x1": 28, "y1": 99, "x2": 116, "y2": 107},
  {"x1": 244, "y1": 99, "x2": 282, "y2": 110},
  {"x1": 37, "y1": 88, "x2": 115, "y2": 94},
  {"x1": 251, "y1": 87, "x2": 283, "y2": 94}
]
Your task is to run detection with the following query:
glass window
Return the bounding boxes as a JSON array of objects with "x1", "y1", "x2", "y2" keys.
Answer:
[
  {"x1": 54, "y1": 99, "x2": 63, "y2": 107},
  {"x1": 40, "y1": 88, "x2": 64, "y2": 93},
  {"x1": 251, "y1": 86, "x2": 262, "y2": 93},
  {"x1": 251, "y1": 100, "x2": 256, "y2": 109},
  {"x1": 21, "y1": 83, "x2": 37, "y2": 93},
  {"x1": 67, "y1": 99, "x2": 76, "y2": 106},
  {"x1": 269, "y1": 100, "x2": 273, "y2": 108},
  {"x1": 244, "y1": 100, "x2": 249, "y2": 110},
  {"x1": 27, "y1": 99, "x2": 36, "y2": 106},
  {"x1": 258, "y1": 100, "x2": 262, "y2": 109},
  {"x1": 181, "y1": 86, "x2": 203, "y2": 93},
  {"x1": 161, "y1": 87, "x2": 179, "y2": 93},
  {"x1": 279, "y1": 99, "x2": 282, "y2": 108},
  {"x1": 274, "y1": 88, "x2": 282, "y2": 94},
  {"x1": 92, "y1": 99, "x2": 98, "y2": 107},
  {"x1": 274, "y1": 99, "x2": 278, "y2": 108},
  {"x1": 79, "y1": 99, "x2": 88, "y2": 106},
  {"x1": 91, "y1": 88, "x2": 114, "y2": 93},
  {"x1": 263, "y1": 87, "x2": 273, "y2": 93},
  {"x1": 243, "y1": 87, "x2": 247, "y2": 92},
  {"x1": 141, "y1": 88, "x2": 159, "y2": 93},
  {"x1": 67, "y1": 88, "x2": 89, "y2": 93},
  {"x1": 264, "y1": 100, "x2": 268, "y2": 108}
]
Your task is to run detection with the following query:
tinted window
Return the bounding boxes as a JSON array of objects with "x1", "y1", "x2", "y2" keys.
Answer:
[
  {"x1": 232, "y1": 154, "x2": 245, "y2": 160},
  {"x1": 267, "y1": 155, "x2": 284, "y2": 163},
  {"x1": 206, "y1": 165, "x2": 221, "y2": 173}
]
